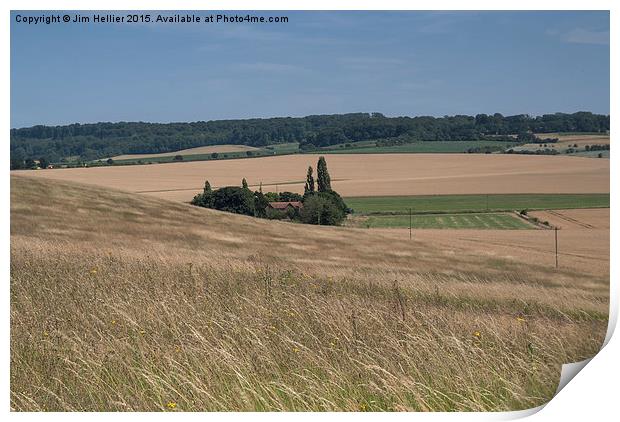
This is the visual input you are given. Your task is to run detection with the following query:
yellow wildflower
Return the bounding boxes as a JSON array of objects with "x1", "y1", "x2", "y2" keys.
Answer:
[
  {"x1": 359, "y1": 402, "x2": 368, "y2": 411},
  {"x1": 111, "y1": 320, "x2": 116, "y2": 325},
  {"x1": 43, "y1": 331, "x2": 48, "y2": 337},
  {"x1": 516, "y1": 316, "x2": 526, "y2": 323},
  {"x1": 293, "y1": 347, "x2": 300, "y2": 353},
  {"x1": 90, "y1": 268, "x2": 98, "y2": 275},
  {"x1": 166, "y1": 401, "x2": 177, "y2": 409},
  {"x1": 473, "y1": 331, "x2": 481, "y2": 338}
]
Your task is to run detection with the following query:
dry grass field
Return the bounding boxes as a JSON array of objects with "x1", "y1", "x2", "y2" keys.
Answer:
[
  {"x1": 13, "y1": 153, "x2": 609, "y2": 202},
  {"x1": 109, "y1": 144, "x2": 259, "y2": 161},
  {"x1": 10, "y1": 176, "x2": 608, "y2": 411}
]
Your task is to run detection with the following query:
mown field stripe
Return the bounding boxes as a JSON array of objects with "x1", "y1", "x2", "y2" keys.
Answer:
[{"x1": 363, "y1": 212, "x2": 535, "y2": 230}]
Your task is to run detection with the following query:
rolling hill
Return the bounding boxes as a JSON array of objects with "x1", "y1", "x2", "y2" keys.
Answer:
[{"x1": 10, "y1": 176, "x2": 608, "y2": 411}]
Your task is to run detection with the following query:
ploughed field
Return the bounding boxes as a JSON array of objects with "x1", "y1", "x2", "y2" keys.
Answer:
[
  {"x1": 14, "y1": 153, "x2": 609, "y2": 203},
  {"x1": 10, "y1": 176, "x2": 608, "y2": 411}
]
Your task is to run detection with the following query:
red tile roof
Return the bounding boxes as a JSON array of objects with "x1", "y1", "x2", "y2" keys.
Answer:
[{"x1": 268, "y1": 201, "x2": 303, "y2": 210}]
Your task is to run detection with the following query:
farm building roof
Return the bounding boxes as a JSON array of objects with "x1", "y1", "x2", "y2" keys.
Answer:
[{"x1": 268, "y1": 201, "x2": 303, "y2": 210}]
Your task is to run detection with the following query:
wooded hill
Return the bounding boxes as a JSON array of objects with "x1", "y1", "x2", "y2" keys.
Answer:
[{"x1": 10, "y1": 111, "x2": 609, "y2": 163}]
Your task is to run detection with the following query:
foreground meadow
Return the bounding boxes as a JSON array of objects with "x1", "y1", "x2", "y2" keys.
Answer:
[{"x1": 10, "y1": 176, "x2": 608, "y2": 411}]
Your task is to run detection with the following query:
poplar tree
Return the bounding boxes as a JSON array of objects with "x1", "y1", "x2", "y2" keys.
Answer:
[
  {"x1": 304, "y1": 166, "x2": 315, "y2": 194},
  {"x1": 316, "y1": 156, "x2": 331, "y2": 192},
  {"x1": 242, "y1": 178, "x2": 249, "y2": 189}
]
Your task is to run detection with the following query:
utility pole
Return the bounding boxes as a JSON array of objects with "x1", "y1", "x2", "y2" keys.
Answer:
[
  {"x1": 555, "y1": 227, "x2": 558, "y2": 268},
  {"x1": 409, "y1": 208, "x2": 412, "y2": 239},
  {"x1": 486, "y1": 194, "x2": 489, "y2": 212}
]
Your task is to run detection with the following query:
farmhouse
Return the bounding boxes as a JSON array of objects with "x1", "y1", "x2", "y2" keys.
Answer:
[{"x1": 267, "y1": 201, "x2": 303, "y2": 211}]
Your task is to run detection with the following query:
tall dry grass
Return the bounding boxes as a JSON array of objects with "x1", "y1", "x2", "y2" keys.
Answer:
[{"x1": 10, "y1": 176, "x2": 608, "y2": 411}]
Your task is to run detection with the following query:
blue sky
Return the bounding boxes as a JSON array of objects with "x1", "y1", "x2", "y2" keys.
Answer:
[{"x1": 10, "y1": 11, "x2": 609, "y2": 128}]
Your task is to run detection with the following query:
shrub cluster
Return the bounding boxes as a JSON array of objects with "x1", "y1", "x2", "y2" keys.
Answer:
[{"x1": 191, "y1": 157, "x2": 349, "y2": 225}]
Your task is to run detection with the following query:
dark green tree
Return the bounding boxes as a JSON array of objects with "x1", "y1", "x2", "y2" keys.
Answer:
[
  {"x1": 242, "y1": 178, "x2": 249, "y2": 189},
  {"x1": 10, "y1": 158, "x2": 25, "y2": 170},
  {"x1": 191, "y1": 180, "x2": 215, "y2": 208},
  {"x1": 279, "y1": 192, "x2": 303, "y2": 202},
  {"x1": 38, "y1": 157, "x2": 49, "y2": 169},
  {"x1": 304, "y1": 166, "x2": 315, "y2": 194},
  {"x1": 300, "y1": 194, "x2": 344, "y2": 225},
  {"x1": 254, "y1": 191, "x2": 269, "y2": 218},
  {"x1": 264, "y1": 192, "x2": 279, "y2": 202},
  {"x1": 316, "y1": 156, "x2": 331, "y2": 192},
  {"x1": 212, "y1": 186, "x2": 255, "y2": 216}
]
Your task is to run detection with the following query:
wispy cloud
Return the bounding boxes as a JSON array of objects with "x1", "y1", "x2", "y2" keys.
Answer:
[{"x1": 556, "y1": 28, "x2": 609, "y2": 45}]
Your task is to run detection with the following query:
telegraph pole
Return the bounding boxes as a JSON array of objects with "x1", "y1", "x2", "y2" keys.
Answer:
[
  {"x1": 409, "y1": 208, "x2": 412, "y2": 239},
  {"x1": 554, "y1": 227, "x2": 558, "y2": 268}
]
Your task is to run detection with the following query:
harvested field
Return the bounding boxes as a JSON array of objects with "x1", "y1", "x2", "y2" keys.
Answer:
[
  {"x1": 529, "y1": 208, "x2": 610, "y2": 230},
  {"x1": 13, "y1": 153, "x2": 610, "y2": 203},
  {"x1": 110, "y1": 144, "x2": 259, "y2": 160},
  {"x1": 535, "y1": 133, "x2": 610, "y2": 147},
  {"x1": 515, "y1": 133, "x2": 610, "y2": 155},
  {"x1": 10, "y1": 176, "x2": 608, "y2": 411}
]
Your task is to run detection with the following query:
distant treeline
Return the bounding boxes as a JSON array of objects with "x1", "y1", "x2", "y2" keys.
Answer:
[{"x1": 10, "y1": 111, "x2": 609, "y2": 164}]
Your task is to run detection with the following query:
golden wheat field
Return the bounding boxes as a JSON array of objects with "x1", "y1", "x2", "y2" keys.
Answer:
[
  {"x1": 13, "y1": 153, "x2": 609, "y2": 202},
  {"x1": 10, "y1": 175, "x2": 608, "y2": 411}
]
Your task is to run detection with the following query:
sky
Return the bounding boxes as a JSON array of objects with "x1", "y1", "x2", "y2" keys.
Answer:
[{"x1": 10, "y1": 10, "x2": 610, "y2": 128}]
